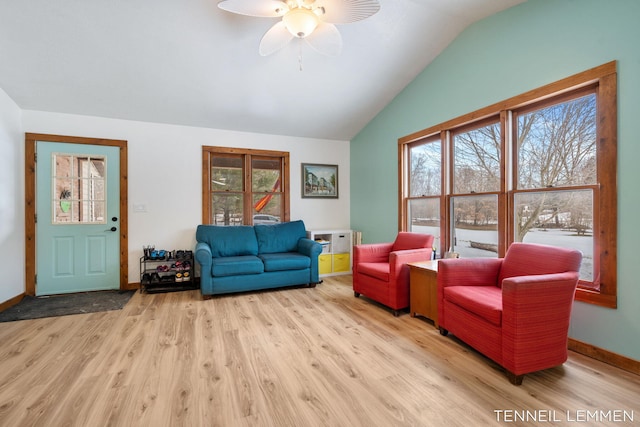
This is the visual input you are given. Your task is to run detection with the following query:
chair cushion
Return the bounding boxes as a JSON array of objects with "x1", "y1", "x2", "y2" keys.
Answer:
[
  {"x1": 260, "y1": 253, "x2": 310, "y2": 272},
  {"x1": 392, "y1": 232, "x2": 433, "y2": 252},
  {"x1": 443, "y1": 285, "x2": 503, "y2": 327},
  {"x1": 357, "y1": 262, "x2": 390, "y2": 282},
  {"x1": 255, "y1": 220, "x2": 306, "y2": 254},
  {"x1": 211, "y1": 255, "x2": 264, "y2": 277}
]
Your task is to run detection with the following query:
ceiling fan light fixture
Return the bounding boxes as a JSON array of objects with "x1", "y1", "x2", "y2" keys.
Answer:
[{"x1": 282, "y1": 8, "x2": 319, "y2": 38}]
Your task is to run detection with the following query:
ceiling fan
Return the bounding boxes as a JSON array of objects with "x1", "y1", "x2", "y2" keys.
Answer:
[{"x1": 218, "y1": 0, "x2": 381, "y2": 57}]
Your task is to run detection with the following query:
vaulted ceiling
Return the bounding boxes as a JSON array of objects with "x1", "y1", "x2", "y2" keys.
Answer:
[{"x1": 0, "y1": 0, "x2": 525, "y2": 140}]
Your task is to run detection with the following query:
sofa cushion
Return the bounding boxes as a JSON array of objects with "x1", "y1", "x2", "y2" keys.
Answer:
[
  {"x1": 357, "y1": 262, "x2": 390, "y2": 282},
  {"x1": 211, "y1": 255, "x2": 264, "y2": 277},
  {"x1": 254, "y1": 220, "x2": 306, "y2": 254},
  {"x1": 259, "y1": 253, "x2": 311, "y2": 272},
  {"x1": 196, "y1": 225, "x2": 258, "y2": 258},
  {"x1": 444, "y1": 285, "x2": 503, "y2": 327}
]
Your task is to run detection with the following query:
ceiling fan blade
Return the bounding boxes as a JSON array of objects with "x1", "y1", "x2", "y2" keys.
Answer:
[
  {"x1": 304, "y1": 23, "x2": 342, "y2": 57},
  {"x1": 314, "y1": 0, "x2": 380, "y2": 24},
  {"x1": 218, "y1": 0, "x2": 288, "y2": 18},
  {"x1": 259, "y1": 21, "x2": 294, "y2": 56}
]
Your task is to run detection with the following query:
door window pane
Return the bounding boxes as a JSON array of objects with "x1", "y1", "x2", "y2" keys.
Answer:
[
  {"x1": 451, "y1": 195, "x2": 498, "y2": 258},
  {"x1": 453, "y1": 122, "x2": 500, "y2": 194},
  {"x1": 514, "y1": 189, "x2": 594, "y2": 282},
  {"x1": 517, "y1": 94, "x2": 596, "y2": 189},
  {"x1": 53, "y1": 154, "x2": 106, "y2": 224}
]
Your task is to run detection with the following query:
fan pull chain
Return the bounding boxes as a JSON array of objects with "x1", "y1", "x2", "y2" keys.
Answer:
[{"x1": 298, "y1": 40, "x2": 304, "y2": 71}]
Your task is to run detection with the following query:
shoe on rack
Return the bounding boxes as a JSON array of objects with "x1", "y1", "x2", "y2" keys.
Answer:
[
  {"x1": 141, "y1": 273, "x2": 151, "y2": 285},
  {"x1": 182, "y1": 271, "x2": 190, "y2": 282},
  {"x1": 175, "y1": 272, "x2": 183, "y2": 283}
]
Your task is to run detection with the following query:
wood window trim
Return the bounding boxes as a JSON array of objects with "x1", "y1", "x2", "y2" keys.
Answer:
[
  {"x1": 398, "y1": 61, "x2": 617, "y2": 308},
  {"x1": 201, "y1": 146, "x2": 290, "y2": 225}
]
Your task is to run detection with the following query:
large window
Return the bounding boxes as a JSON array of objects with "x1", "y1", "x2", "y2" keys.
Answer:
[
  {"x1": 399, "y1": 62, "x2": 617, "y2": 308},
  {"x1": 202, "y1": 147, "x2": 290, "y2": 225}
]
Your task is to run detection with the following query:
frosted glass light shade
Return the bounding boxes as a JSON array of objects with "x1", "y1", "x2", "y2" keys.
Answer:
[{"x1": 282, "y1": 8, "x2": 319, "y2": 38}]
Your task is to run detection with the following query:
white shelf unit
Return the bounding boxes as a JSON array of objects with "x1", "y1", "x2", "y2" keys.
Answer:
[{"x1": 307, "y1": 229, "x2": 353, "y2": 277}]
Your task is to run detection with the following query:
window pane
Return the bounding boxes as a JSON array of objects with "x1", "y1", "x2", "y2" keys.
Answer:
[
  {"x1": 453, "y1": 122, "x2": 500, "y2": 193},
  {"x1": 451, "y1": 195, "x2": 498, "y2": 258},
  {"x1": 252, "y1": 158, "x2": 281, "y2": 192},
  {"x1": 514, "y1": 189, "x2": 594, "y2": 282},
  {"x1": 252, "y1": 194, "x2": 282, "y2": 223},
  {"x1": 53, "y1": 154, "x2": 106, "y2": 224},
  {"x1": 212, "y1": 193, "x2": 243, "y2": 225},
  {"x1": 211, "y1": 156, "x2": 243, "y2": 191},
  {"x1": 409, "y1": 141, "x2": 441, "y2": 197},
  {"x1": 517, "y1": 94, "x2": 596, "y2": 189},
  {"x1": 408, "y1": 198, "x2": 440, "y2": 252},
  {"x1": 55, "y1": 155, "x2": 73, "y2": 178}
]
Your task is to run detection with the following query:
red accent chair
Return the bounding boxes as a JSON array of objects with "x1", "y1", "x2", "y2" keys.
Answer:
[
  {"x1": 353, "y1": 232, "x2": 435, "y2": 316},
  {"x1": 437, "y1": 242, "x2": 582, "y2": 385}
]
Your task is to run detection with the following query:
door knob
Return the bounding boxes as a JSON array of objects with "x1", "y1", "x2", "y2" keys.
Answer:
[{"x1": 106, "y1": 227, "x2": 117, "y2": 232}]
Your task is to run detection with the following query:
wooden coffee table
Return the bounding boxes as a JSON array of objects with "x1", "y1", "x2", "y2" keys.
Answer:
[{"x1": 407, "y1": 260, "x2": 439, "y2": 328}]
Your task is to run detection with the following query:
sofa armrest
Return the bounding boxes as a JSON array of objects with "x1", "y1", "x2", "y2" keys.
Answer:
[
  {"x1": 501, "y1": 272, "x2": 579, "y2": 321},
  {"x1": 298, "y1": 238, "x2": 323, "y2": 284},
  {"x1": 501, "y1": 271, "x2": 580, "y2": 374},
  {"x1": 195, "y1": 241, "x2": 212, "y2": 267},
  {"x1": 195, "y1": 241, "x2": 213, "y2": 296},
  {"x1": 297, "y1": 238, "x2": 322, "y2": 257},
  {"x1": 389, "y1": 248, "x2": 433, "y2": 278},
  {"x1": 353, "y1": 243, "x2": 394, "y2": 264}
]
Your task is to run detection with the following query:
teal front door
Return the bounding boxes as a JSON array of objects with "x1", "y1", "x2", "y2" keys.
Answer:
[{"x1": 36, "y1": 141, "x2": 121, "y2": 295}]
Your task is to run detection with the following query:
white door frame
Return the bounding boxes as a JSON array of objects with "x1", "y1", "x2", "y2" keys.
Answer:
[{"x1": 25, "y1": 133, "x2": 129, "y2": 295}]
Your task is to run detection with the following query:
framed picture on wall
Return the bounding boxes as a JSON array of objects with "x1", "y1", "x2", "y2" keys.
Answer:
[{"x1": 301, "y1": 163, "x2": 338, "y2": 198}]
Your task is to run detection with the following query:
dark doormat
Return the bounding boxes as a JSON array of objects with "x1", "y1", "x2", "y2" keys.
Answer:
[{"x1": 0, "y1": 290, "x2": 136, "y2": 323}]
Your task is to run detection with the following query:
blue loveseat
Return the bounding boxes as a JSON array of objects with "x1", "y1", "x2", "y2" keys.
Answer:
[{"x1": 195, "y1": 220, "x2": 322, "y2": 298}]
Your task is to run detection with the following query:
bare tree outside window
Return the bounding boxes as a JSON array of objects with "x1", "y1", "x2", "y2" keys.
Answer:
[
  {"x1": 517, "y1": 94, "x2": 596, "y2": 190},
  {"x1": 453, "y1": 123, "x2": 501, "y2": 194},
  {"x1": 410, "y1": 141, "x2": 441, "y2": 197}
]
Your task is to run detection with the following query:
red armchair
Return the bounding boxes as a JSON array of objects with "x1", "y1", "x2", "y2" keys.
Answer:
[
  {"x1": 353, "y1": 232, "x2": 434, "y2": 316},
  {"x1": 437, "y1": 242, "x2": 582, "y2": 384}
]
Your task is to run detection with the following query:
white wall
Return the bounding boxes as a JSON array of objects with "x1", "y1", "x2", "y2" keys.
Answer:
[
  {"x1": 20, "y1": 110, "x2": 350, "y2": 286},
  {"x1": 0, "y1": 88, "x2": 25, "y2": 303}
]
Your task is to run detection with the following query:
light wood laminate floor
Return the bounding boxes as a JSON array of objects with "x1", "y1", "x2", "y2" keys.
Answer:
[{"x1": 1, "y1": 275, "x2": 638, "y2": 426}]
